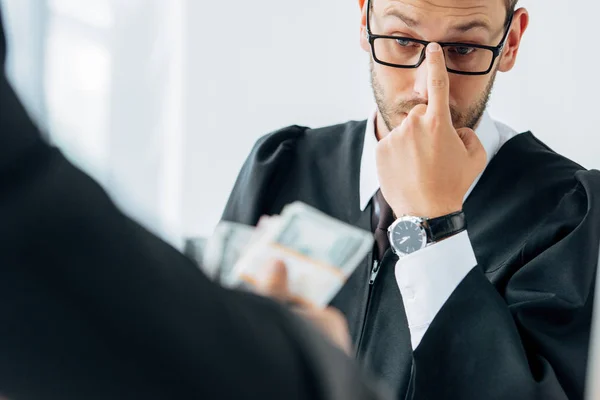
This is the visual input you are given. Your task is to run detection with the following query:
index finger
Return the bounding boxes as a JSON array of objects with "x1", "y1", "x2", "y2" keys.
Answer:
[{"x1": 425, "y1": 42, "x2": 451, "y2": 120}]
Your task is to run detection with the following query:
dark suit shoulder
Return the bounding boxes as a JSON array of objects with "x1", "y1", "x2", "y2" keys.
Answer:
[
  {"x1": 221, "y1": 125, "x2": 307, "y2": 225},
  {"x1": 501, "y1": 132, "x2": 592, "y2": 217},
  {"x1": 473, "y1": 132, "x2": 588, "y2": 208},
  {"x1": 251, "y1": 120, "x2": 366, "y2": 160},
  {"x1": 300, "y1": 120, "x2": 367, "y2": 157},
  {"x1": 251, "y1": 124, "x2": 308, "y2": 162},
  {"x1": 222, "y1": 120, "x2": 366, "y2": 225},
  {"x1": 466, "y1": 131, "x2": 598, "y2": 278},
  {"x1": 499, "y1": 132, "x2": 586, "y2": 183},
  {"x1": 302, "y1": 120, "x2": 367, "y2": 139}
]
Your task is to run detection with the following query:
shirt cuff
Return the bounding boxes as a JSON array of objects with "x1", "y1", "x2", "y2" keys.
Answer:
[{"x1": 394, "y1": 231, "x2": 477, "y2": 349}]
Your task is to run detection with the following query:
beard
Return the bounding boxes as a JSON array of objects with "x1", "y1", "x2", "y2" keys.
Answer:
[{"x1": 370, "y1": 59, "x2": 498, "y2": 131}]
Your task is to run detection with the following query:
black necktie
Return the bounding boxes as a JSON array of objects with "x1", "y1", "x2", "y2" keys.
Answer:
[{"x1": 371, "y1": 189, "x2": 395, "y2": 261}]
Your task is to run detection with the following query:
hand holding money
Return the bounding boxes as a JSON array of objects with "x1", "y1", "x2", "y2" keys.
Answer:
[
  {"x1": 199, "y1": 202, "x2": 374, "y2": 308},
  {"x1": 257, "y1": 259, "x2": 352, "y2": 355}
]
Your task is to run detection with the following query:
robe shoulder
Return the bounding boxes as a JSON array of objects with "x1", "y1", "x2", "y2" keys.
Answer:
[{"x1": 222, "y1": 120, "x2": 367, "y2": 224}]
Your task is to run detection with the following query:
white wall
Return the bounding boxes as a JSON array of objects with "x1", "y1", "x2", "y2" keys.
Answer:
[
  {"x1": 184, "y1": 0, "x2": 370, "y2": 236},
  {"x1": 183, "y1": 0, "x2": 600, "y2": 238}
]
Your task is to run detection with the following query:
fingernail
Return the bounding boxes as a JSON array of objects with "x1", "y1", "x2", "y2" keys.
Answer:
[{"x1": 427, "y1": 43, "x2": 441, "y2": 53}]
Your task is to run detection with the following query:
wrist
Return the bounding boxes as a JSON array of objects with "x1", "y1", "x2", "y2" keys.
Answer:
[
  {"x1": 424, "y1": 211, "x2": 467, "y2": 242},
  {"x1": 391, "y1": 205, "x2": 463, "y2": 220},
  {"x1": 387, "y1": 210, "x2": 467, "y2": 257}
]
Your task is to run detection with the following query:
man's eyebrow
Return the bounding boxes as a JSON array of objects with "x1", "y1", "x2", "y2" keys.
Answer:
[
  {"x1": 449, "y1": 19, "x2": 492, "y2": 33},
  {"x1": 383, "y1": 8, "x2": 493, "y2": 33}
]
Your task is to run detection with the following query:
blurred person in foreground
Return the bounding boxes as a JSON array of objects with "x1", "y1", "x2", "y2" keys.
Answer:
[
  {"x1": 223, "y1": 0, "x2": 600, "y2": 398},
  {"x1": 0, "y1": 7, "x2": 391, "y2": 400}
]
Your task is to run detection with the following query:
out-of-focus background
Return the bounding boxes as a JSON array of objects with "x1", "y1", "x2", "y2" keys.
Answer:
[{"x1": 2, "y1": 0, "x2": 599, "y2": 248}]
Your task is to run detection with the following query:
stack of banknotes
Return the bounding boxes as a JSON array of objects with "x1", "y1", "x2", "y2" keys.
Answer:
[{"x1": 195, "y1": 202, "x2": 374, "y2": 307}]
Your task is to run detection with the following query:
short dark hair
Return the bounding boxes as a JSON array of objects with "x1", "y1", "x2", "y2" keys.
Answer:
[
  {"x1": 371, "y1": 1, "x2": 518, "y2": 20},
  {"x1": 505, "y1": 0, "x2": 518, "y2": 25}
]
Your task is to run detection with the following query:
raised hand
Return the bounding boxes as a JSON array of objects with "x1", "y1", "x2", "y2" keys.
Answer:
[{"x1": 375, "y1": 42, "x2": 488, "y2": 219}]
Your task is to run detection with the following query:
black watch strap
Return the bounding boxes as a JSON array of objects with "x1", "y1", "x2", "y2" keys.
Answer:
[{"x1": 425, "y1": 211, "x2": 466, "y2": 242}]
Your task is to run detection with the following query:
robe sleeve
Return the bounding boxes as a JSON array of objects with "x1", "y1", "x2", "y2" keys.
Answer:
[{"x1": 407, "y1": 169, "x2": 600, "y2": 400}]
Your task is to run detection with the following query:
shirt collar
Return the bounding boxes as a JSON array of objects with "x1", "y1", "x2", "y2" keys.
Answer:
[{"x1": 359, "y1": 110, "x2": 507, "y2": 212}]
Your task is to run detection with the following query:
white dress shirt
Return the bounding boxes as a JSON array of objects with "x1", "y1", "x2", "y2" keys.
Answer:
[{"x1": 359, "y1": 110, "x2": 518, "y2": 349}]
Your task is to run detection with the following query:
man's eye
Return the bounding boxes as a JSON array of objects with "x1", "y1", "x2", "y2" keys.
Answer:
[
  {"x1": 395, "y1": 38, "x2": 414, "y2": 47},
  {"x1": 448, "y1": 46, "x2": 476, "y2": 56}
]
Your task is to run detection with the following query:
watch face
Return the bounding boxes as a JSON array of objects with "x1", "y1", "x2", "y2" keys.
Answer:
[{"x1": 389, "y1": 218, "x2": 428, "y2": 255}]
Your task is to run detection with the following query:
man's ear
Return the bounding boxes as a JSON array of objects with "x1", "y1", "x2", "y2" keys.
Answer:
[
  {"x1": 359, "y1": 0, "x2": 370, "y2": 53},
  {"x1": 498, "y1": 8, "x2": 529, "y2": 72}
]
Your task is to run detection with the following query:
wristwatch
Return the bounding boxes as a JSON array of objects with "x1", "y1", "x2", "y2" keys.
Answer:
[{"x1": 387, "y1": 211, "x2": 466, "y2": 257}]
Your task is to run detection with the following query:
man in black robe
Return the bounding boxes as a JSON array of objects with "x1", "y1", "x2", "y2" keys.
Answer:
[
  {"x1": 223, "y1": 0, "x2": 600, "y2": 398},
  {"x1": 0, "y1": 6, "x2": 391, "y2": 400}
]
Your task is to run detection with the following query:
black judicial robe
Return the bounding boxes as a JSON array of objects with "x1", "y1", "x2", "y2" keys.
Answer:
[
  {"x1": 222, "y1": 120, "x2": 600, "y2": 399},
  {"x1": 0, "y1": 10, "x2": 389, "y2": 400}
]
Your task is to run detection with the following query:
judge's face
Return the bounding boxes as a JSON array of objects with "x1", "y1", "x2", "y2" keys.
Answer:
[{"x1": 360, "y1": 0, "x2": 528, "y2": 132}]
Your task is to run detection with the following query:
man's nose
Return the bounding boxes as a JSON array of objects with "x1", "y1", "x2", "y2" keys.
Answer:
[{"x1": 412, "y1": 60, "x2": 429, "y2": 100}]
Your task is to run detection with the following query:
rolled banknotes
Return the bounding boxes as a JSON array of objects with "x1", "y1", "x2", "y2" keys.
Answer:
[
  {"x1": 228, "y1": 202, "x2": 374, "y2": 307},
  {"x1": 200, "y1": 221, "x2": 254, "y2": 283}
]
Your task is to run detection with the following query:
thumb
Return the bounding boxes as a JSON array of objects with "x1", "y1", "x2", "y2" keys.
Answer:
[
  {"x1": 258, "y1": 259, "x2": 289, "y2": 301},
  {"x1": 457, "y1": 127, "x2": 487, "y2": 161}
]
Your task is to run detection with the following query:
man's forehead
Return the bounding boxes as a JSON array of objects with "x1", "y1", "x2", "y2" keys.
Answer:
[
  {"x1": 374, "y1": 0, "x2": 506, "y2": 36},
  {"x1": 377, "y1": 0, "x2": 504, "y2": 25}
]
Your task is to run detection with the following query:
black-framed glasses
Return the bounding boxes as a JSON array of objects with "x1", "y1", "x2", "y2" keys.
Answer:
[{"x1": 365, "y1": 0, "x2": 513, "y2": 76}]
